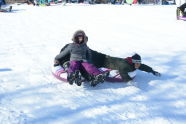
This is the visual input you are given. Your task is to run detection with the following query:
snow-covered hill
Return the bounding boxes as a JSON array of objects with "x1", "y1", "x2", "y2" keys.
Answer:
[{"x1": 0, "y1": 4, "x2": 186, "y2": 124}]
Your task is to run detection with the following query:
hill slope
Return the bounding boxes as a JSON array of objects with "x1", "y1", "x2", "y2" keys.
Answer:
[{"x1": 0, "y1": 4, "x2": 186, "y2": 124}]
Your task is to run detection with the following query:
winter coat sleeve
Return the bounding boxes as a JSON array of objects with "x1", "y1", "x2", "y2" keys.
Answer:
[
  {"x1": 55, "y1": 44, "x2": 71, "y2": 61},
  {"x1": 139, "y1": 64, "x2": 154, "y2": 73},
  {"x1": 60, "y1": 44, "x2": 70, "y2": 53}
]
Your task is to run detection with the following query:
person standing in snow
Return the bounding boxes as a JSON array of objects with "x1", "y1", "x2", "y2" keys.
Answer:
[
  {"x1": 0, "y1": 0, "x2": 3, "y2": 9},
  {"x1": 55, "y1": 30, "x2": 107, "y2": 87},
  {"x1": 178, "y1": 3, "x2": 186, "y2": 17}
]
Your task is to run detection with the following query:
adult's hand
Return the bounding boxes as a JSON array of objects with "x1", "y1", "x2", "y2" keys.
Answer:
[{"x1": 152, "y1": 71, "x2": 161, "y2": 77}]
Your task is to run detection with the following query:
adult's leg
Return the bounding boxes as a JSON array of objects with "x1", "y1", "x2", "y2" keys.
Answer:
[
  {"x1": 104, "y1": 56, "x2": 124, "y2": 70},
  {"x1": 104, "y1": 56, "x2": 131, "y2": 82}
]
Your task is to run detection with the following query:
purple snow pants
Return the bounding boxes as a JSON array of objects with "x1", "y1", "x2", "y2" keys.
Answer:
[{"x1": 68, "y1": 61, "x2": 102, "y2": 76}]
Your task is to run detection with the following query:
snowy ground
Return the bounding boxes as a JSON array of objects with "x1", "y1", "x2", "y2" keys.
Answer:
[{"x1": 0, "y1": 3, "x2": 186, "y2": 124}]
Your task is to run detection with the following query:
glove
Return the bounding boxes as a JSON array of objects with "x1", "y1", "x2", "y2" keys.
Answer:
[
  {"x1": 54, "y1": 60, "x2": 60, "y2": 67},
  {"x1": 152, "y1": 71, "x2": 161, "y2": 77}
]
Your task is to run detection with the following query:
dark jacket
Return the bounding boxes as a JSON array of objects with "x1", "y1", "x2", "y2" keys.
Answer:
[
  {"x1": 55, "y1": 44, "x2": 104, "y2": 67},
  {"x1": 55, "y1": 43, "x2": 91, "y2": 62},
  {"x1": 56, "y1": 44, "x2": 155, "y2": 82}
]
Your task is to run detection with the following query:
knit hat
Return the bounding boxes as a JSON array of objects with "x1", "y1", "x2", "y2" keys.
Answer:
[{"x1": 132, "y1": 54, "x2": 141, "y2": 63}]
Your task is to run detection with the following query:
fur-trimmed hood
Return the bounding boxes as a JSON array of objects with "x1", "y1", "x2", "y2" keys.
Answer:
[{"x1": 72, "y1": 30, "x2": 88, "y2": 43}]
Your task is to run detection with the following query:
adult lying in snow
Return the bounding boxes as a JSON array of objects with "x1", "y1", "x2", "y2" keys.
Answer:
[
  {"x1": 101, "y1": 53, "x2": 161, "y2": 82},
  {"x1": 54, "y1": 32, "x2": 160, "y2": 82}
]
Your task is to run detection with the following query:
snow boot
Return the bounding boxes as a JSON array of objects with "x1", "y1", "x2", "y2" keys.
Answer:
[
  {"x1": 67, "y1": 70, "x2": 82, "y2": 86},
  {"x1": 67, "y1": 72, "x2": 75, "y2": 85},
  {"x1": 90, "y1": 71, "x2": 109, "y2": 87},
  {"x1": 74, "y1": 70, "x2": 82, "y2": 86},
  {"x1": 90, "y1": 74, "x2": 104, "y2": 87}
]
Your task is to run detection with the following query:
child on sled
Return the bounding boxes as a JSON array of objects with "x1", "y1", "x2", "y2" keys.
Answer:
[{"x1": 55, "y1": 30, "x2": 107, "y2": 87}]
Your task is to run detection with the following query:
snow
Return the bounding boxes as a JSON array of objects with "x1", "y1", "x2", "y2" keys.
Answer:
[{"x1": 0, "y1": 3, "x2": 186, "y2": 124}]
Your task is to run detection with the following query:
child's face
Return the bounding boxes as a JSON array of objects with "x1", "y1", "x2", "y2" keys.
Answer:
[{"x1": 78, "y1": 36, "x2": 83, "y2": 43}]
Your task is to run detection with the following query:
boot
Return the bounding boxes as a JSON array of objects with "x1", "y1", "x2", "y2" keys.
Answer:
[
  {"x1": 90, "y1": 71, "x2": 109, "y2": 87},
  {"x1": 67, "y1": 70, "x2": 82, "y2": 86},
  {"x1": 74, "y1": 70, "x2": 82, "y2": 86},
  {"x1": 90, "y1": 74, "x2": 104, "y2": 87},
  {"x1": 67, "y1": 72, "x2": 75, "y2": 85}
]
